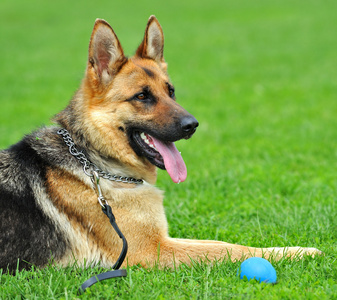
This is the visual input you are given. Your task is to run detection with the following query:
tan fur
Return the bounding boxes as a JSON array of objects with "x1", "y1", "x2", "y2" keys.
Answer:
[
  {"x1": 46, "y1": 166, "x2": 320, "y2": 268},
  {"x1": 48, "y1": 16, "x2": 321, "y2": 269}
]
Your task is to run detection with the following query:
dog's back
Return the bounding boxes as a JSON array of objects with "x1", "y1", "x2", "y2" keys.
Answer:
[{"x1": 0, "y1": 130, "x2": 70, "y2": 271}]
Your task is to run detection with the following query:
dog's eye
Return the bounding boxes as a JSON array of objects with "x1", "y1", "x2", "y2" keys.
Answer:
[
  {"x1": 169, "y1": 87, "x2": 175, "y2": 98},
  {"x1": 130, "y1": 88, "x2": 155, "y2": 104},
  {"x1": 137, "y1": 93, "x2": 146, "y2": 100}
]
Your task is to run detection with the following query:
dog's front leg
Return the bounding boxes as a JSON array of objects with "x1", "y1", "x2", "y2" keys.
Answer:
[
  {"x1": 157, "y1": 238, "x2": 263, "y2": 267},
  {"x1": 133, "y1": 238, "x2": 321, "y2": 268}
]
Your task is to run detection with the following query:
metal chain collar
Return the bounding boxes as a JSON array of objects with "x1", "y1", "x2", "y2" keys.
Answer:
[
  {"x1": 57, "y1": 128, "x2": 129, "y2": 293},
  {"x1": 57, "y1": 128, "x2": 144, "y2": 185}
]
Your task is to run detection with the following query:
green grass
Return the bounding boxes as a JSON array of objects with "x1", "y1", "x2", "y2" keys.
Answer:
[{"x1": 1, "y1": 0, "x2": 337, "y2": 298}]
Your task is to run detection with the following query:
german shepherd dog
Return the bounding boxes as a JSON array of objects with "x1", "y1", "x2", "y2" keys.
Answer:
[{"x1": 0, "y1": 16, "x2": 320, "y2": 272}]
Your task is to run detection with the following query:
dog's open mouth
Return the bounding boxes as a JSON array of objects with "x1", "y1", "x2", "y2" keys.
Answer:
[{"x1": 131, "y1": 131, "x2": 187, "y2": 183}]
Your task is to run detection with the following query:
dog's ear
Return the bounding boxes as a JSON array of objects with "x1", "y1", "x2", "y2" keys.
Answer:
[
  {"x1": 135, "y1": 16, "x2": 166, "y2": 66},
  {"x1": 87, "y1": 19, "x2": 126, "y2": 84}
]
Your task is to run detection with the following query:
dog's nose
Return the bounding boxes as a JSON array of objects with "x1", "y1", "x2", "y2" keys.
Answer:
[{"x1": 180, "y1": 115, "x2": 199, "y2": 135}]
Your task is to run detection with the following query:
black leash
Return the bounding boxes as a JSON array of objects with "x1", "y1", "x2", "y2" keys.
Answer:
[
  {"x1": 78, "y1": 203, "x2": 128, "y2": 294},
  {"x1": 57, "y1": 129, "x2": 132, "y2": 294}
]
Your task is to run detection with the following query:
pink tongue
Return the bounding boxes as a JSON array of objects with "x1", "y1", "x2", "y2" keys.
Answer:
[{"x1": 151, "y1": 137, "x2": 187, "y2": 183}]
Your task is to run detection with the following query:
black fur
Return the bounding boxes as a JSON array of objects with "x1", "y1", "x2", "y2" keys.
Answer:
[
  {"x1": 141, "y1": 67, "x2": 155, "y2": 78},
  {"x1": 0, "y1": 135, "x2": 68, "y2": 272}
]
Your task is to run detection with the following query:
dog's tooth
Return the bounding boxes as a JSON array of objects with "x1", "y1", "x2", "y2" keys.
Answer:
[
  {"x1": 141, "y1": 132, "x2": 150, "y2": 145},
  {"x1": 141, "y1": 132, "x2": 158, "y2": 151}
]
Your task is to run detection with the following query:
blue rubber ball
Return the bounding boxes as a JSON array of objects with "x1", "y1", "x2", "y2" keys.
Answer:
[{"x1": 238, "y1": 257, "x2": 277, "y2": 283}]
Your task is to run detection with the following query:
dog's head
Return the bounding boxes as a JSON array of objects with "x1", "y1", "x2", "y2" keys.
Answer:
[{"x1": 74, "y1": 16, "x2": 198, "y2": 183}]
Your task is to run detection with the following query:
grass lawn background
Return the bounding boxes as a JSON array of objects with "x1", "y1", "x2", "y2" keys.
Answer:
[{"x1": 0, "y1": 0, "x2": 336, "y2": 298}]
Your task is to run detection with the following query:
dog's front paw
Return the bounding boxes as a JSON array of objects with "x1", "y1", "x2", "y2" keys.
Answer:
[
  {"x1": 266, "y1": 247, "x2": 322, "y2": 260},
  {"x1": 290, "y1": 247, "x2": 322, "y2": 258}
]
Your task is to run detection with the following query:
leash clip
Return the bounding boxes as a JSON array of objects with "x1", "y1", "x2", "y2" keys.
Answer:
[{"x1": 91, "y1": 171, "x2": 107, "y2": 207}]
